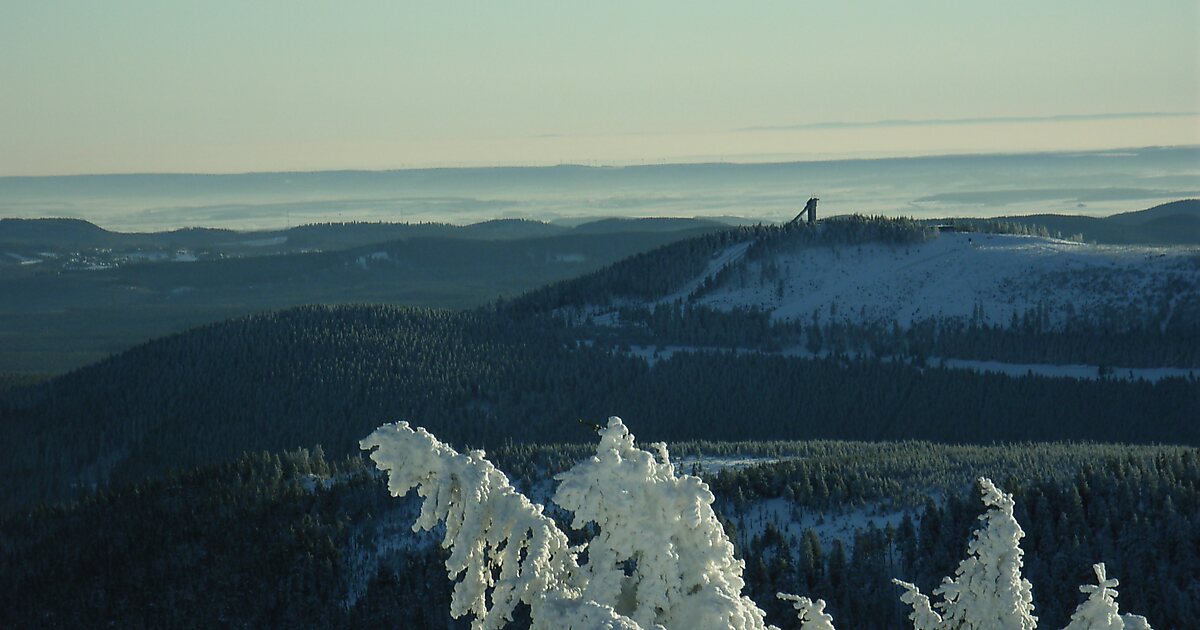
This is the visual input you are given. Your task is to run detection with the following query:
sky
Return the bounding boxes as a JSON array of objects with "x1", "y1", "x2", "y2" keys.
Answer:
[{"x1": 2, "y1": 1, "x2": 1198, "y2": 176}]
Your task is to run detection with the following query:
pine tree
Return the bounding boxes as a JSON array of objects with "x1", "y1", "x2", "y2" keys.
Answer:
[
  {"x1": 1063, "y1": 563, "x2": 1153, "y2": 630},
  {"x1": 896, "y1": 478, "x2": 1037, "y2": 630}
]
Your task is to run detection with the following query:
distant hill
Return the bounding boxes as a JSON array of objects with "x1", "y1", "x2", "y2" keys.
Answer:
[
  {"x1": 0, "y1": 217, "x2": 127, "y2": 249},
  {"x1": 0, "y1": 217, "x2": 524, "y2": 255},
  {"x1": 1106, "y1": 198, "x2": 1200, "y2": 223},
  {"x1": 0, "y1": 215, "x2": 740, "y2": 257},
  {"x1": 572, "y1": 217, "x2": 735, "y2": 234},
  {"x1": 933, "y1": 199, "x2": 1200, "y2": 245},
  {"x1": 0, "y1": 225, "x2": 723, "y2": 373}
]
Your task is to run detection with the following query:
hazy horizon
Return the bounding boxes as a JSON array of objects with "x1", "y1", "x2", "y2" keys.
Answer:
[
  {"x1": 3, "y1": 145, "x2": 1196, "y2": 232},
  {"x1": 3, "y1": 2, "x2": 1197, "y2": 176}
]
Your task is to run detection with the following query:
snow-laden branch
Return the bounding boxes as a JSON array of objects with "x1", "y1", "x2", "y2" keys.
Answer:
[
  {"x1": 893, "y1": 580, "x2": 945, "y2": 630},
  {"x1": 360, "y1": 421, "x2": 636, "y2": 629},
  {"x1": 777, "y1": 594, "x2": 837, "y2": 630}
]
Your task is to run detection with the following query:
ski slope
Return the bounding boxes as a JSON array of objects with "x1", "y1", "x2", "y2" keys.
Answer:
[{"x1": 689, "y1": 232, "x2": 1199, "y2": 327}]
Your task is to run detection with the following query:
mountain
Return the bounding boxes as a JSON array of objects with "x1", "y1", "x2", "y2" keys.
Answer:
[
  {"x1": 514, "y1": 216, "x2": 1200, "y2": 332},
  {"x1": 933, "y1": 199, "x2": 1200, "y2": 245}
]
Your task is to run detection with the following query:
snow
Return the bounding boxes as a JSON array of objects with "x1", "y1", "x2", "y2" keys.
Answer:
[
  {"x1": 626, "y1": 343, "x2": 1196, "y2": 383},
  {"x1": 656, "y1": 240, "x2": 753, "y2": 305},
  {"x1": 679, "y1": 455, "x2": 796, "y2": 474},
  {"x1": 686, "y1": 233, "x2": 1198, "y2": 328},
  {"x1": 5, "y1": 252, "x2": 43, "y2": 265},
  {"x1": 356, "y1": 251, "x2": 390, "y2": 269},
  {"x1": 239, "y1": 236, "x2": 288, "y2": 247},
  {"x1": 729, "y1": 497, "x2": 909, "y2": 552},
  {"x1": 938, "y1": 358, "x2": 1196, "y2": 383},
  {"x1": 125, "y1": 252, "x2": 170, "y2": 262}
]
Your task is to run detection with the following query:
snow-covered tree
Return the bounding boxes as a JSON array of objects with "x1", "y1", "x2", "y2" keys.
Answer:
[
  {"x1": 552, "y1": 418, "x2": 771, "y2": 629},
  {"x1": 360, "y1": 417, "x2": 803, "y2": 630},
  {"x1": 360, "y1": 421, "x2": 638, "y2": 629},
  {"x1": 1062, "y1": 564, "x2": 1152, "y2": 630},
  {"x1": 894, "y1": 481, "x2": 1156, "y2": 630},
  {"x1": 364, "y1": 418, "x2": 1156, "y2": 630},
  {"x1": 894, "y1": 477, "x2": 1037, "y2": 630}
]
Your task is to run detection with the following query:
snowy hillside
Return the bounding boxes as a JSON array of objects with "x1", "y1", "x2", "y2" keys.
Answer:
[{"x1": 667, "y1": 232, "x2": 1198, "y2": 328}]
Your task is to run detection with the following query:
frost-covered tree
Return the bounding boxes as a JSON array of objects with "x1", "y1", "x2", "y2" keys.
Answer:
[
  {"x1": 894, "y1": 478, "x2": 1037, "y2": 630},
  {"x1": 1062, "y1": 564, "x2": 1152, "y2": 630},
  {"x1": 894, "y1": 482, "x2": 1155, "y2": 630},
  {"x1": 364, "y1": 419, "x2": 1157, "y2": 630},
  {"x1": 360, "y1": 417, "x2": 808, "y2": 629},
  {"x1": 552, "y1": 418, "x2": 772, "y2": 629},
  {"x1": 360, "y1": 421, "x2": 638, "y2": 629}
]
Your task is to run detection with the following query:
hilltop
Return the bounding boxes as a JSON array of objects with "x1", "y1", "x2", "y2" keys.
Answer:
[
  {"x1": 514, "y1": 215, "x2": 1200, "y2": 332},
  {"x1": 932, "y1": 199, "x2": 1200, "y2": 245}
]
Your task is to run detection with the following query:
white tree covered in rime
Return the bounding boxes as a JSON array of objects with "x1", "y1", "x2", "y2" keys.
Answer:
[
  {"x1": 361, "y1": 417, "x2": 783, "y2": 629},
  {"x1": 550, "y1": 418, "x2": 770, "y2": 629},
  {"x1": 359, "y1": 420, "x2": 639, "y2": 629},
  {"x1": 893, "y1": 480, "x2": 1154, "y2": 630},
  {"x1": 362, "y1": 419, "x2": 1156, "y2": 630},
  {"x1": 895, "y1": 477, "x2": 1038, "y2": 630},
  {"x1": 1062, "y1": 564, "x2": 1152, "y2": 630}
]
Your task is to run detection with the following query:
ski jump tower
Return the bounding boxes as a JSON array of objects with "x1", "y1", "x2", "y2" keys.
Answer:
[{"x1": 789, "y1": 197, "x2": 819, "y2": 225}]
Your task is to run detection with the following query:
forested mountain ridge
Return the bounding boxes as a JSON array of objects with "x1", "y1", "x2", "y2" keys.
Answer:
[
  {"x1": 512, "y1": 215, "x2": 1200, "y2": 332},
  {"x1": 0, "y1": 215, "x2": 735, "y2": 257},
  {"x1": 1, "y1": 305, "x2": 1197, "y2": 514}
]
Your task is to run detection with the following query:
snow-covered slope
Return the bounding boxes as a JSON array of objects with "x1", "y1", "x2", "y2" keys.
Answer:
[{"x1": 685, "y1": 233, "x2": 1198, "y2": 328}]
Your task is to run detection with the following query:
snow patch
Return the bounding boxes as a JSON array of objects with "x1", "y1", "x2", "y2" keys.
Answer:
[
  {"x1": 239, "y1": 236, "x2": 288, "y2": 247},
  {"x1": 356, "y1": 251, "x2": 390, "y2": 269},
  {"x1": 686, "y1": 233, "x2": 1198, "y2": 328}
]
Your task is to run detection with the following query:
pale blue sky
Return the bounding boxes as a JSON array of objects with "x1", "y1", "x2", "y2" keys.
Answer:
[{"x1": 2, "y1": 1, "x2": 1197, "y2": 175}]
